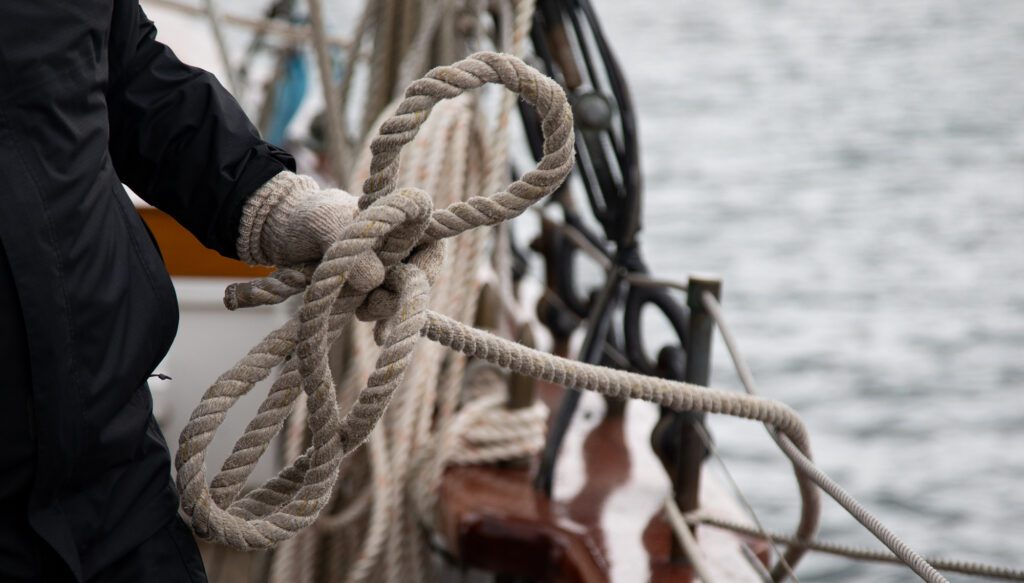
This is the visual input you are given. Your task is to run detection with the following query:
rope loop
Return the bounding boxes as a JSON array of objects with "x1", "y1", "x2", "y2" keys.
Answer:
[
  {"x1": 361, "y1": 51, "x2": 575, "y2": 241},
  {"x1": 175, "y1": 51, "x2": 575, "y2": 550}
]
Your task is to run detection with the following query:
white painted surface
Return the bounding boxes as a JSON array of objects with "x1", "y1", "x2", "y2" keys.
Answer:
[{"x1": 151, "y1": 278, "x2": 292, "y2": 485}]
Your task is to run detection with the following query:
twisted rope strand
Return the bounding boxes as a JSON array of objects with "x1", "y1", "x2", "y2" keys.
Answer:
[
  {"x1": 174, "y1": 51, "x2": 878, "y2": 583},
  {"x1": 179, "y1": 52, "x2": 828, "y2": 580},
  {"x1": 176, "y1": 51, "x2": 576, "y2": 550}
]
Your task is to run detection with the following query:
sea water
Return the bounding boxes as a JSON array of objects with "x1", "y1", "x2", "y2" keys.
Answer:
[{"x1": 590, "y1": 0, "x2": 1023, "y2": 580}]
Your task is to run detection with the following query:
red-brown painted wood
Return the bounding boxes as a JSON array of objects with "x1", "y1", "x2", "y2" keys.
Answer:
[{"x1": 437, "y1": 383, "x2": 699, "y2": 582}]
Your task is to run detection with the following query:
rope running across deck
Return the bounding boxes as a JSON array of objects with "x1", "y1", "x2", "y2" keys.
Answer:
[{"x1": 173, "y1": 51, "x2": 821, "y2": 570}]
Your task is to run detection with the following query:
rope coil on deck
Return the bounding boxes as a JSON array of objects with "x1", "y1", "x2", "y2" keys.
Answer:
[{"x1": 175, "y1": 51, "x2": 824, "y2": 578}]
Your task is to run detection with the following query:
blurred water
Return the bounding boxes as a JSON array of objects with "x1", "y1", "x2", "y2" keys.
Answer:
[{"x1": 587, "y1": 0, "x2": 1024, "y2": 580}]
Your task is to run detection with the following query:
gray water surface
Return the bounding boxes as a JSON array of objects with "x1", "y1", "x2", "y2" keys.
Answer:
[{"x1": 589, "y1": 0, "x2": 1024, "y2": 580}]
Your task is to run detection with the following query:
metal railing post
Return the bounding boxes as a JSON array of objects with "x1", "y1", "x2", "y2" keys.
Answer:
[{"x1": 653, "y1": 273, "x2": 721, "y2": 561}]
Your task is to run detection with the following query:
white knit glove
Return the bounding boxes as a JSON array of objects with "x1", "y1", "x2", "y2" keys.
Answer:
[{"x1": 237, "y1": 171, "x2": 358, "y2": 266}]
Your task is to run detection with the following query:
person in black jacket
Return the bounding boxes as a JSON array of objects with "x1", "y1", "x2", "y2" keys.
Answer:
[{"x1": 0, "y1": 2, "x2": 354, "y2": 581}]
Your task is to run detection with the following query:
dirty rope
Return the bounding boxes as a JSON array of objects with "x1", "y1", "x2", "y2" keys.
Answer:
[{"x1": 174, "y1": 51, "x2": 822, "y2": 572}]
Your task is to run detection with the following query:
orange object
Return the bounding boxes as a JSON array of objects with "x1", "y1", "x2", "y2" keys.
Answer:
[{"x1": 137, "y1": 207, "x2": 272, "y2": 278}]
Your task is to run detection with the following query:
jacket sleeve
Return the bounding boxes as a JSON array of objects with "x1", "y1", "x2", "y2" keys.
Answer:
[{"x1": 106, "y1": 1, "x2": 295, "y2": 258}]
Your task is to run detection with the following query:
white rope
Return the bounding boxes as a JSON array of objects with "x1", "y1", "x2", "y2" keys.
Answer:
[
  {"x1": 267, "y1": 5, "x2": 542, "y2": 575},
  {"x1": 321, "y1": 5, "x2": 543, "y2": 578},
  {"x1": 178, "y1": 49, "x2": 827, "y2": 583}
]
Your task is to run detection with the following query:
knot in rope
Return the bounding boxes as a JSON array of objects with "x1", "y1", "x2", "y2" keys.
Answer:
[{"x1": 175, "y1": 51, "x2": 574, "y2": 551}]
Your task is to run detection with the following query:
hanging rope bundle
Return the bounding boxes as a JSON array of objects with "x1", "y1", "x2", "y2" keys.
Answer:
[
  {"x1": 175, "y1": 50, "x2": 574, "y2": 550},
  {"x1": 285, "y1": 4, "x2": 547, "y2": 579},
  {"x1": 174, "y1": 49, "x2": 835, "y2": 580}
]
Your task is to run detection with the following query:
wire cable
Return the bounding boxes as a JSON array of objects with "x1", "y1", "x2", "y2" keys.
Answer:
[{"x1": 693, "y1": 422, "x2": 800, "y2": 583}]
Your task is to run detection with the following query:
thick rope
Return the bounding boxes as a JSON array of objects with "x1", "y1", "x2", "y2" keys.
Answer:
[
  {"x1": 177, "y1": 52, "x2": 830, "y2": 583},
  {"x1": 419, "y1": 311, "x2": 814, "y2": 454},
  {"x1": 269, "y1": 8, "x2": 552, "y2": 580},
  {"x1": 176, "y1": 51, "x2": 574, "y2": 550},
  {"x1": 300, "y1": 88, "x2": 486, "y2": 583},
  {"x1": 272, "y1": 21, "x2": 539, "y2": 572}
]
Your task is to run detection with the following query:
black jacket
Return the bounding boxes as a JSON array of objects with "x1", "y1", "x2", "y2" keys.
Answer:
[{"x1": 0, "y1": 2, "x2": 293, "y2": 580}]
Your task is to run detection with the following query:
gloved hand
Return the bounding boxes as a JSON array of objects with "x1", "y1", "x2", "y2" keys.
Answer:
[{"x1": 237, "y1": 171, "x2": 358, "y2": 266}]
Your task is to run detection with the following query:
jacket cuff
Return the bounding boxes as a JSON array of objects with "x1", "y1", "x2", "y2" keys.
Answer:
[
  {"x1": 213, "y1": 143, "x2": 296, "y2": 259},
  {"x1": 236, "y1": 171, "x2": 319, "y2": 265}
]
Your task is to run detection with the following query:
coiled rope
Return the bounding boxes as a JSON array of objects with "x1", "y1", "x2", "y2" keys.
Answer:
[
  {"x1": 176, "y1": 50, "x2": 572, "y2": 549},
  {"x1": 174, "y1": 52, "x2": 823, "y2": 574},
  {"x1": 345, "y1": 4, "x2": 547, "y2": 579},
  {"x1": 267, "y1": 3, "x2": 541, "y2": 577}
]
